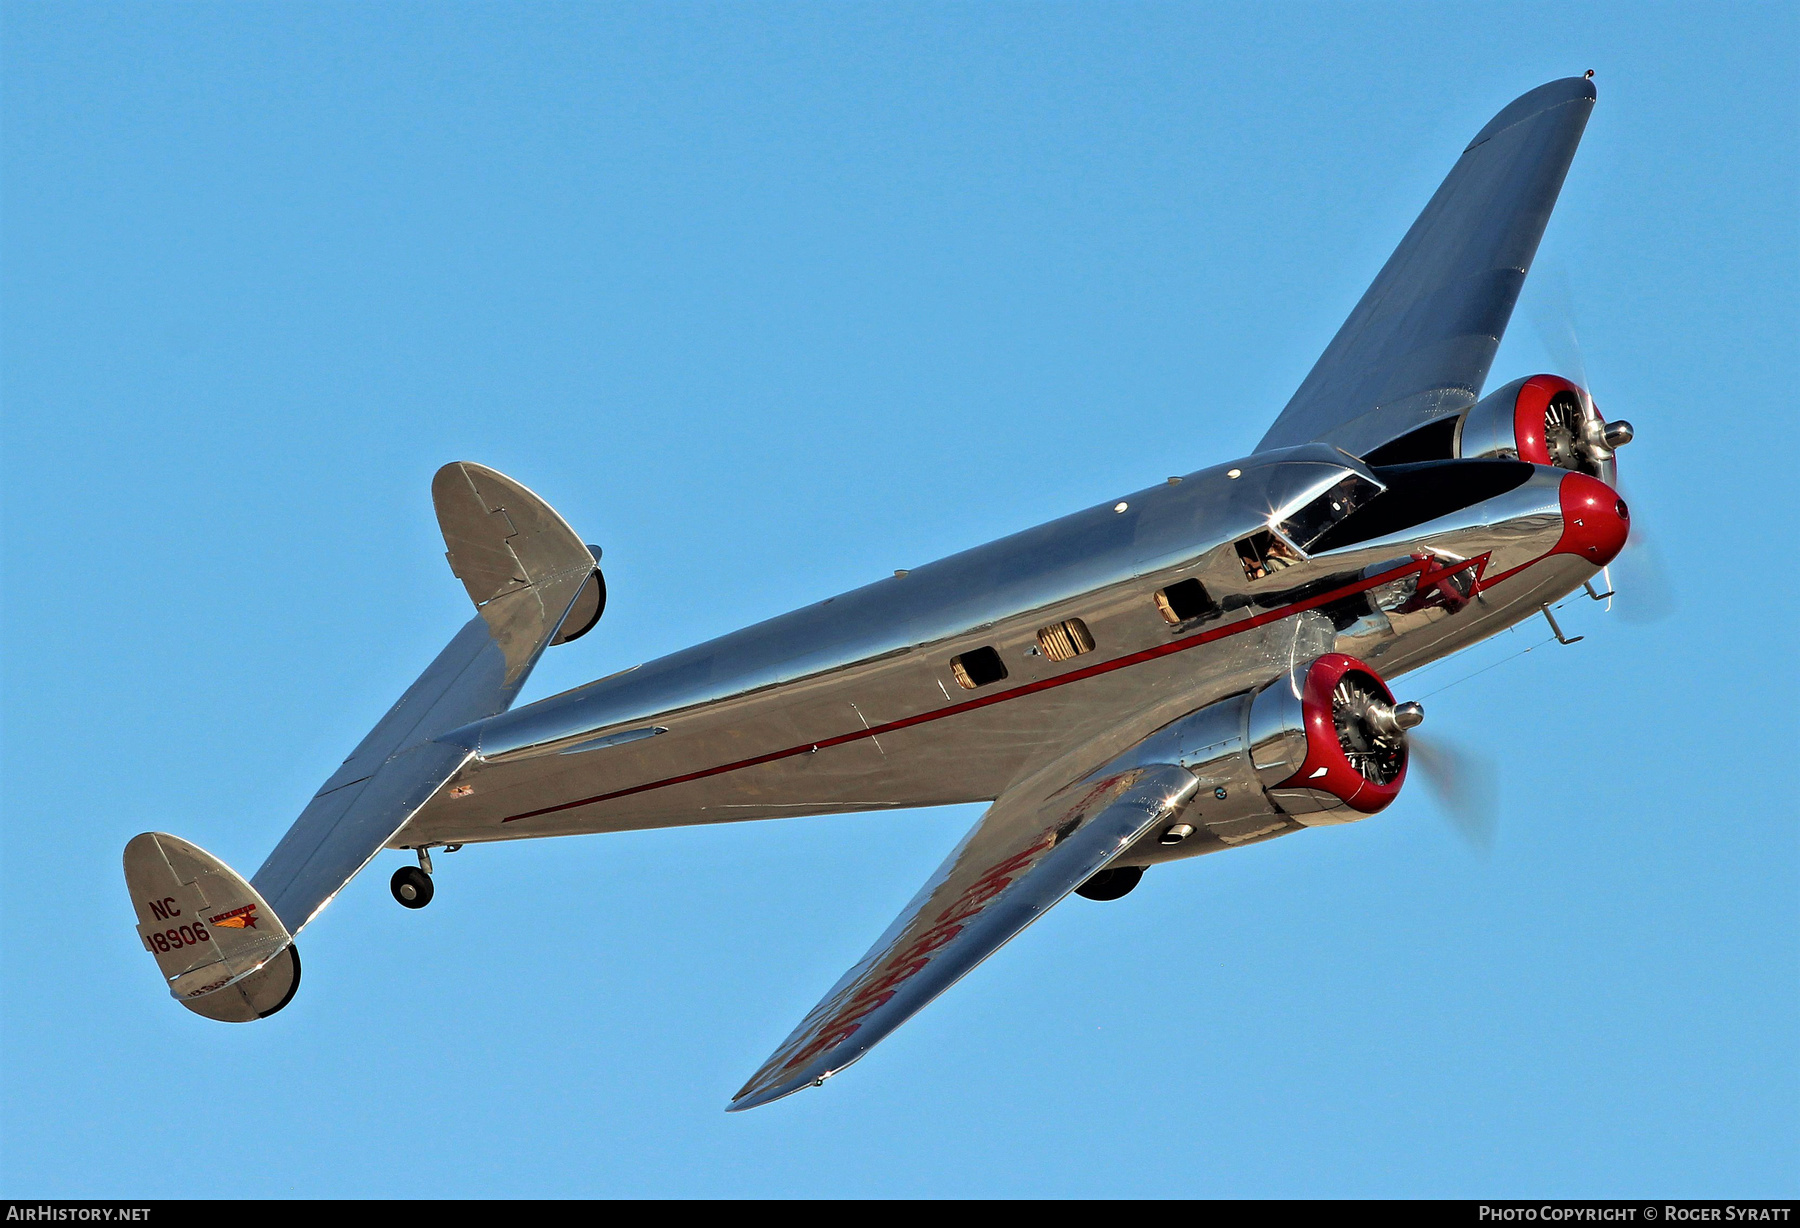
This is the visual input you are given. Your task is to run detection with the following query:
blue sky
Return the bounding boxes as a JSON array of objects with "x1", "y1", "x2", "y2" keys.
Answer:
[{"x1": 3, "y1": 2, "x2": 1794, "y2": 1198}]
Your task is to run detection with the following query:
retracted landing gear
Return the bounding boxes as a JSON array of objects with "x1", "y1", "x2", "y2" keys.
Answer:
[
  {"x1": 1076, "y1": 865, "x2": 1144, "y2": 901},
  {"x1": 391, "y1": 848, "x2": 435, "y2": 909}
]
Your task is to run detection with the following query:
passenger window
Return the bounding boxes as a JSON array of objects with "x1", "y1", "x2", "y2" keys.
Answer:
[
  {"x1": 1035, "y1": 618, "x2": 1095, "y2": 662},
  {"x1": 1236, "y1": 530, "x2": 1302, "y2": 581},
  {"x1": 950, "y1": 646, "x2": 1008, "y2": 690},
  {"x1": 1153, "y1": 579, "x2": 1217, "y2": 625}
]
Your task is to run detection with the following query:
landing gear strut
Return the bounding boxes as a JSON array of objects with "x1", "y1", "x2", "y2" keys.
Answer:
[
  {"x1": 1076, "y1": 865, "x2": 1144, "y2": 901},
  {"x1": 391, "y1": 849, "x2": 435, "y2": 909}
]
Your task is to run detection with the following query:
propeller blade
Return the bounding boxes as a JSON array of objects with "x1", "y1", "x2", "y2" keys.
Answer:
[
  {"x1": 1608, "y1": 514, "x2": 1677, "y2": 624},
  {"x1": 1408, "y1": 733, "x2": 1498, "y2": 855},
  {"x1": 1530, "y1": 270, "x2": 1675, "y2": 625},
  {"x1": 1530, "y1": 267, "x2": 1591, "y2": 395}
]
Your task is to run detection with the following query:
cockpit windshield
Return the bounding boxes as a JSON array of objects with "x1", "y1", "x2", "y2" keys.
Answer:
[{"x1": 1274, "y1": 472, "x2": 1385, "y2": 553}]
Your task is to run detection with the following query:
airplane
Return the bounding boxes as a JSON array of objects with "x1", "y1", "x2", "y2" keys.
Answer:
[{"x1": 124, "y1": 74, "x2": 1635, "y2": 1111}]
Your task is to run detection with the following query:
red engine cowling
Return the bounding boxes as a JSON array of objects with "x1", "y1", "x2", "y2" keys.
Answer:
[
  {"x1": 1246, "y1": 653, "x2": 1414, "y2": 825},
  {"x1": 1456, "y1": 373, "x2": 1630, "y2": 485}
]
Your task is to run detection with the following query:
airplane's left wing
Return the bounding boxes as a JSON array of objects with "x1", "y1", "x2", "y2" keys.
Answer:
[
  {"x1": 728, "y1": 758, "x2": 1200, "y2": 1111},
  {"x1": 1256, "y1": 76, "x2": 1595, "y2": 459}
]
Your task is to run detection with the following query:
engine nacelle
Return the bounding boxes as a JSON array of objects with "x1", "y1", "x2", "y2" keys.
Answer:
[
  {"x1": 1118, "y1": 655, "x2": 1419, "y2": 865},
  {"x1": 1245, "y1": 652, "x2": 1411, "y2": 823},
  {"x1": 1456, "y1": 374, "x2": 1630, "y2": 486}
]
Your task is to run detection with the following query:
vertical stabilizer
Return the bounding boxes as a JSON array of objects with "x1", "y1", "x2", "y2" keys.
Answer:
[{"x1": 123, "y1": 833, "x2": 300, "y2": 1022}]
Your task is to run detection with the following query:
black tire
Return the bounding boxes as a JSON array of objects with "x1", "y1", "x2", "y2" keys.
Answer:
[
  {"x1": 391, "y1": 865, "x2": 434, "y2": 909},
  {"x1": 1075, "y1": 865, "x2": 1144, "y2": 901}
]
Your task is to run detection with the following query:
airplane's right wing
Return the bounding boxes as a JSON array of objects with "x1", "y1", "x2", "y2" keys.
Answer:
[{"x1": 728, "y1": 758, "x2": 1201, "y2": 1111}]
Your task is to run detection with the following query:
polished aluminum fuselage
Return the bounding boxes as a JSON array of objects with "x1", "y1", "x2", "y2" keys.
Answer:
[{"x1": 399, "y1": 445, "x2": 1594, "y2": 851}]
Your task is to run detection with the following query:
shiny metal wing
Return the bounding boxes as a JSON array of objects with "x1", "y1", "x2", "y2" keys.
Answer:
[
  {"x1": 250, "y1": 462, "x2": 597, "y2": 932},
  {"x1": 1256, "y1": 76, "x2": 1595, "y2": 459},
  {"x1": 728, "y1": 759, "x2": 1200, "y2": 1111}
]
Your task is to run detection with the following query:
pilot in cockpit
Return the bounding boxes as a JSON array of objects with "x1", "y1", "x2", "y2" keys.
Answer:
[
  {"x1": 1263, "y1": 536, "x2": 1302, "y2": 572},
  {"x1": 1237, "y1": 529, "x2": 1303, "y2": 581}
]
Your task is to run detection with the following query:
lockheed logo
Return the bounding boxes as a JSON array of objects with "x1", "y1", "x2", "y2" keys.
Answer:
[{"x1": 207, "y1": 904, "x2": 259, "y2": 930}]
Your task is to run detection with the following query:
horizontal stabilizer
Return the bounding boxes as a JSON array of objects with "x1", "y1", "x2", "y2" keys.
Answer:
[
  {"x1": 124, "y1": 832, "x2": 300, "y2": 1022},
  {"x1": 248, "y1": 462, "x2": 598, "y2": 935}
]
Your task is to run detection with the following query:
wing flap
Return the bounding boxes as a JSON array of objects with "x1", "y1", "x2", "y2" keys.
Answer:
[{"x1": 729, "y1": 761, "x2": 1200, "y2": 1111}]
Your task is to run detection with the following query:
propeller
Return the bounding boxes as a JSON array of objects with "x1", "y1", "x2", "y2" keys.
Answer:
[
  {"x1": 1348, "y1": 690, "x2": 1498, "y2": 855},
  {"x1": 1529, "y1": 271, "x2": 1676, "y2": 624},
  {"x1": 1407, "y1": 732, "x2": 1498, "y2": 855}
]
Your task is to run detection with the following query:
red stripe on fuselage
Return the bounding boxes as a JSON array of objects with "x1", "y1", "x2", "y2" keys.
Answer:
[{"x1": 498, "y1": 547, "x2": 1539, "y2": 824}]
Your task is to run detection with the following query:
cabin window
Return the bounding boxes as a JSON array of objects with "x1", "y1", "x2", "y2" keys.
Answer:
[
  {"x1": 950, "y1": 646, "x2": 1008, "y2": 690},
  {"x1": 1035, "y1": 618, "x2": 1095, "y2": 663},
  {"x1": 1236, "y1": 529, "x2": 1303, "y2": 581},
  {"x1": 1275, "y1": 472, "x2": 1385, "y2": 553},
  {"x1": 1153, "y1": 578, "x2": 1217, "y2": 625},
  {"x1": 1307, "y1": 460, "x2": 1532, "y2": 554}
]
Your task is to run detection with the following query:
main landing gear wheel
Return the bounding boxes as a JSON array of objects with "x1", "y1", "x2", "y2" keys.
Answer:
[
  {"x1": 391, "y1": 865, "x2": 434, "y2": 909},
  {"x1": 1076, "y1": 865, "x2": 1144, "y2": 901}
]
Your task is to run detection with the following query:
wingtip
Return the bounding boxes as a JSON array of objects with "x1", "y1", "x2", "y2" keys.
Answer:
[
  {"x1": 725, "y1": 1084, "x2": 799, "y2": 1114},
  {"x1": 1465, "y1": 75, "x2": 1597, "y2": 152},
  {"x1": 727, "y1": 1067, "x2": 833, "y2": 1113}
]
